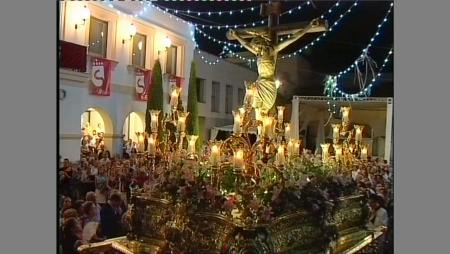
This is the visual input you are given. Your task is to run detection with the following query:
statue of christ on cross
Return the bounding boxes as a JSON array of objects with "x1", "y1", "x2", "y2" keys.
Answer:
[{"x1": 227, "y1": 1, "x2": 327, "y2": 114}]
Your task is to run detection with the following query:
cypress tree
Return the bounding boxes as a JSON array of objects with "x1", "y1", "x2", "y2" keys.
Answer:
[
  {"x1": 186, "y1": 61, "x2": 199, "y2": 137},
  {"x1": 145, "y1": 60, "x2": 163, "y2": 134}
]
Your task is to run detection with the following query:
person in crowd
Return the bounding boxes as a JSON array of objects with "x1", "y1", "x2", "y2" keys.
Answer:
[
  {"x1": 100, "y1": 192, "x2": 126, "y2": 239},
  {"x1": 73, "y1": 200, "x2": 85, "y2": 218},
  {"x1": 95, "y1": 164, "x2": 109, "y2": 205},
  {"x1": 366, "y1": 194, "x2": 388, "y2": 230},
  {"x1": 62, "y1": 217, "x2": 83, "y2": 254},
  {"x1": 80, "y1": 201, "x2": 99, "y2": 228},
  {"x1": 85, "y1": 191, "x2": 101, "y2": 222}
]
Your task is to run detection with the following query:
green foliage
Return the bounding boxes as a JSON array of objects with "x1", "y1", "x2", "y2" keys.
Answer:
[
  {"x1": 145, "y1": 60, "x2": 163, "y2": 134},
  {"x1": 186, "y1": 61, "x2": 199, "y2": 137}
]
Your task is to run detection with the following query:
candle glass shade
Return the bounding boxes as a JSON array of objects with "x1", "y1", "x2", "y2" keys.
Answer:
[
  {"x1": 275, "y1": 144, "x2": 285, "y2": 167},
  {"x1": 148, "y1": 135, "x2": 156, "y2": 155},
  {"x1": 354, "y1": 125, "x2": 364, "y2": 143},
  {"x1": 233, "y1": 149, "x2": 245, "y2": 169},
  {"x1": 293, "y1": 139, "x2": 301, "y2": 156},
  {"x1": 149, "y1": 110, "x2": 161, "y2": 133},
  {"x1": 277, "y1": 106, "x2": 285, "y2": 124},
  {"x1": 332, "y1": 124, "x2": 341, "y2": 143},
  {"x1": 263, "y1": 116, "x2": 275, "y2": 138},
  {"x1": 187, "y1": 135, "x2": 198, "y2": 155},
  {"x1": 341, "y1": 107, "x2": 351, "y2": 125},
  {"x1": 245, "y1": 86, "x2": 255, "y2": 107},
  {"x1": 170, "y1": 87, "x2": 180, "y2": 109},
  {"x1": 333, "y1": 144, "x2": 343, "y2": 162},
  {"x1": 284, "y1": 123, "x2": 291, "y2": 140},
  {"x1": 210, "y1": 141, "x2": 221, "y2": 167},
  {"x1": 232, "y1": 110, "x2": 242, "y2": 134},
  {"x1": 177, "y1": 112, "x2": 189, "y2": 133},
  {"x1": 361, "y1": 146, "x2": 368, "y2": 160},
  {"x1": 321, "y1": 143, "x2": 330, "y2": 163}
]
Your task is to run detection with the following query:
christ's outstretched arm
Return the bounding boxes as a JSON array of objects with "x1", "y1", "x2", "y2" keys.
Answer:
[
  {"x1": 229, "y1": 29, "x2": 257, "y2": 55},
  {"x1": 275, "y1": 18, "x2": 322, "y2": 52}
]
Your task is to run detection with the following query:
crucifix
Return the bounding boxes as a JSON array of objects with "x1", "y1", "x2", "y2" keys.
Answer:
[{"x1": 227, "y1": 1, "x2": 328, "y2": 114}]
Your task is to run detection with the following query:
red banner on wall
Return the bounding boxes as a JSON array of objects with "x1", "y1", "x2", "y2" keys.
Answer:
[
  {"x1": 135, "y1": 68, "x2": 152, "y2": 101},
  {"x1": 169, "y1": 75, "x2": 184, "y2": 88},
  {"x1": 90, "y1": 57, "x2": 114, "y2": 96}
]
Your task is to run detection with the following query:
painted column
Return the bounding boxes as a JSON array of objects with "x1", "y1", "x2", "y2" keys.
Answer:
[
  {"x1": 290, "y1": 96, "x2": 300, "y2": 139},
  {"x1": 384, "y1": 98, "x2": 393, "y2": 163}
]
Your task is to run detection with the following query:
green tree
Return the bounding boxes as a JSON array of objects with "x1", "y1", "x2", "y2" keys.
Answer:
[
  {"x1": 186, "y1": 61, "x2": 199, "y2": 136},
  {"x1": 145, "y1": 60, "x2": 163, "y2": 134}
]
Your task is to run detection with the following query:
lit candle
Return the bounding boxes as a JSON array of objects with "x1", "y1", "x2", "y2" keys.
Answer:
[
  {"x1": 354, "y1": 125, "x2": 364, "y2": 143},
  {"x1": 263, "y1": 116, "x2": 274, "y2": 138},
  {"x1": 332, "y1": 124, "x2": 340, "y2": 142},
  {"x1": 277, "y1": 106, "x2": 285, "y2": 124},
  {"x1": 150, "y1": 110, "x2": 160, "y2": 133},
  {"x1": 284, "y1": 123, "x2": 291, "y2": 140},
  {"x1": 341, "y1": 107, "x2": 350, "y2": 125},
  {"x1": 177, "y1": 112, "x2": 189, "y2": 133},
  {"x1": 294, "y1": 139, "x2": 301, "y2": 156},
  {"x1": 361, "y1": 146, "x2": 368, "y2": 160},
  {"x1": 287, "y1": 139, "x2": 294, "y2": 158},
  {"x1": 232, "y1": 110, "x2": 242, "y2": 134},
  {"x1": 333, "y1": 144, "x2": 342, "y2": 162},
  {"x1": 275, "y1": 144, "x2": 285, "y2": 166},
  {"x1": 245, "y1": 86, "x2": 255, "y2": 107},
  {"x1": 137, "y1": 132, "x2": 144, "y2": 152},
  {"x1": 148, "y1": 135, "x2": 156, "y2": 155},
  {"x1": 170, "y1": 87, "x2": 180, "y2": 109},
  {"x1": 321, "y1": 143, "x2": 330, "y2": 163},
  {"x1": 234, "y1": 149, "x2": 244, "y2": 169},
  {"x1": 210, "y1": 142, "x2": 221, "y2": 166},
  {"x1": 187, "y1": 135, "x2": 198, "y2": 155}
]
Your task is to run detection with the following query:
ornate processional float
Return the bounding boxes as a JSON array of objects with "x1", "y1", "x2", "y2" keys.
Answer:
[{"x1": 79, "y1": 2, "x2": 386, "y2": 254}]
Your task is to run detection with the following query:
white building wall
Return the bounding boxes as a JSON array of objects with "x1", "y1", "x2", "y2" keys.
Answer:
[
  {"x1": 59, "y1": 2, "x2": 195, "y2": 161},
  {"x1": 194, "y1": 51, "x2": 258, "y2": 141}
]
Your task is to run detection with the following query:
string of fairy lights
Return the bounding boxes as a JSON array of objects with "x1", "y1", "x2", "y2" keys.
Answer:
[
  {"x1": 220, "y1": 0, "x2": 348, "y2": 63},
  {"x1": 104, "y1": 1, "x2": 392, "y2": 93},
  {"x1": 323, "y1": 2, "x2": 393, "y2": 114}
]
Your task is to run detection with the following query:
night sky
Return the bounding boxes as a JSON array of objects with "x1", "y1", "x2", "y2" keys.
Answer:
[{"x1": 153, "y1": 1, "x2": 393, "y2": 97}]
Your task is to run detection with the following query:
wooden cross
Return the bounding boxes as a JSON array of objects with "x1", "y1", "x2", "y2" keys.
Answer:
[{"x1": 226, "y1": 1, "x2": 328, "y2": 45}]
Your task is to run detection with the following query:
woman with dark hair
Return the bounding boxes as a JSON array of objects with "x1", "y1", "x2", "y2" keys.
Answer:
[
  {"x1": 62, "y1": 217, "x2": 83, "y2": 254},
  {"x1": 366, "y1": 194, "x2": 388, "y2": 230}
]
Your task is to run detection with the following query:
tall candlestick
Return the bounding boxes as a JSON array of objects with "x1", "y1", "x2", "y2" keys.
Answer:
[
  {"x1": 149, "y1": 110, "x2": 160, "y2": 133},
  {"x1": 187, "y1": 135, "x2": 198, "y2": 155},
  {"x1": 354, "y1": 125, "x2": 364, "y2": 143},
  {"x1": 277, "y1": 106, "x2": 285, "y2": 124},
  {"x1": 275, "y1": 144, "x2": 285, "y2": 166},
  {"x1": 210, "y1": 142, "x2": 221, "y2": 166},
  {"x1": 148, "y1": 135, "x2": 156, "y2": 155},
  {"x1": 232, "y1": 110, "x2": 242, "y2": 134},
  {"x1": 177, "y1": 112, "x2": 189, "y2": 133},
  {"x1": 321, "y1": 143, "x2": 330, "y2": 163},
  {"x1": 234, "y1": 149, "x2": 244, "y2": 169}
]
